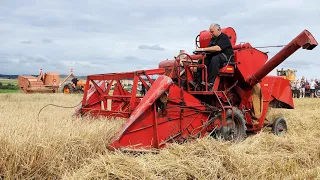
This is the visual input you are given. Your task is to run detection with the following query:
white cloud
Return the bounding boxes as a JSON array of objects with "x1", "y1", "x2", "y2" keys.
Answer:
[{"x1": 0, "y1": 0, "x2": 319, "y2": 80}]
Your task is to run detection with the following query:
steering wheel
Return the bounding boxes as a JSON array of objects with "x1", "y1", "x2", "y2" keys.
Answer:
[
  {"x1": 174, "y1": 53, "x2": 195, "y2": 81},
  {"x1": 195, "y1": 34, "x2": 200, "y2": 48},
  {"x1": 193, "y1": 50, "x2": 212, "y2": 56},
  {"x1": 176, "y1": 52, "x2": 194, "y2": 64}
]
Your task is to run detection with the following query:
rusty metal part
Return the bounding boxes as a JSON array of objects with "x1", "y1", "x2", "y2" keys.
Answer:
[
  {"x1": 251, "y1": 83, "x2": 263, "y2": 120},
  {"x1": 18, "y1": 70, "x2": 60, "y2": 94}
]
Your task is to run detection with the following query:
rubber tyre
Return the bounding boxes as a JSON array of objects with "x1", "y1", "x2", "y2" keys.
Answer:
[
  {"x1": 215, "y1": 107, "x2": 247, "y2": 142},
  {"x1": 62, "y1": 83, "x2": 75, "y2": 94},
  {"x1": 272, "y1": 117, "x2": 287, "y2": 136},
  {"x1": 315, "y1": 88, "x2": 320, "y2": 98}
]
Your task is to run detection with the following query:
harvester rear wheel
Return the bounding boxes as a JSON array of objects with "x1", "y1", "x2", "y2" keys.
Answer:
[
  {"x1": 62, "y1": 83, "x2": 75, "y2": 94},
  {"x1": 272, "y1": 117, "x2": 287, "y2": 136},
  {"x1": 214, "y1": 107, "x2": 247, "y2": 142}
]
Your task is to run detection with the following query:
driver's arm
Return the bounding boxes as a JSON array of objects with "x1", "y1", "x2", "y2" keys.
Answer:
[{"x1": 197, "y1": 45, "x2": 222, "y2": 52}]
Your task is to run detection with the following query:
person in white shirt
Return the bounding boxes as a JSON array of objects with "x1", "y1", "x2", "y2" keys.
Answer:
[{"x1": 310, "y1": 79, "x2": 317, "y2": 98}]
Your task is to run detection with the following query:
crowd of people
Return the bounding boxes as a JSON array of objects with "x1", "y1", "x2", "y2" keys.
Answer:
[{"x1": 291, "y1": 76, "x2": 319, "y2": 98}]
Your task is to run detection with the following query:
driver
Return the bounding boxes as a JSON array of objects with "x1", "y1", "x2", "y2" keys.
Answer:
[
  {"x1": 71, "y1": 77, "x2": 79, "y2": 88},
  {"x1": 192, "y1": 23, "x2": 234, "y2": 90}
]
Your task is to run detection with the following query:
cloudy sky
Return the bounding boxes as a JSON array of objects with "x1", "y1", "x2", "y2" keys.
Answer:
[{"x1": 0, "y1": 0, "x2": 319, "y2": 79}]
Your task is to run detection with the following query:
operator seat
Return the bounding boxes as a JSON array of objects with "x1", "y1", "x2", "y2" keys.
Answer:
[{"x1": 218, "y1": 51, "x2": 238, "y2": 77}]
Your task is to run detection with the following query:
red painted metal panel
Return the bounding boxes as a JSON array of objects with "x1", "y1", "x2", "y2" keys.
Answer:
[
  {"x1": 261, "y1": 76, "x2": 294, "y2": 108},
  {"x1": 235, "y1": 48, "x2": 268, "y2": 82},
  {"x1": 108, "y1": 81, "x2": 210, "y2": 150}
]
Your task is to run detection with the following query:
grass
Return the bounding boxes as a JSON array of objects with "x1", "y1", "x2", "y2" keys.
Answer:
[
  {"x1": 0, "y1": 79, "x2": 19, "y2": 93},
  {"x1": 0, "y1": 78, "x2": 18, "y2": 86},
  {"x1": 0, "y1": 89, "x2": 19, "y2": 93},
  {"x1": 0, "y1": 94, "x2": 320, "y2": 179}
]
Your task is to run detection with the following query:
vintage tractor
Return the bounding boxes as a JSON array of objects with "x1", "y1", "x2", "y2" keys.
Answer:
[
  {"x1": 18, "y1": 69, "x2": 60, "y2": 94},
  {"x1": 60, "y1": 70, "x2": 88, "y2": 94},
  {"x1": 75, "y1": 27, "x2": 317, "y2": 151}
]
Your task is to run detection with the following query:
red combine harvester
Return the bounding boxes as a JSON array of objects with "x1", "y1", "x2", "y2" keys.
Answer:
[{"x1": 75, "y1": 27, "x2": 317, "y2": 151}]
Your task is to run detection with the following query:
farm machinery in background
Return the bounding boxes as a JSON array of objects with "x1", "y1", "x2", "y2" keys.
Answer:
[
  {"x1": 74, "y1": 27, "x2": 317, "y2": 151},
  {"x1": 276, "y1": 68, "x2": 297, "y2": 82},
  {"x1": 18, "y1": 69, "x2": 60, "y2": 93},
  {"x1": 60, "y1": 69, "x2": 88, "y2": 94},
  {"x1": 18, "y1": 69, "x2": 88, "y2": 94}
]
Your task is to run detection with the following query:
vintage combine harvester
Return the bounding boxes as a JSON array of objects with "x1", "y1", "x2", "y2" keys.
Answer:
[
  {"x1": 18, "y1": 69, "x2": 60, "y2": 93},
  {"x1": 75, "y1": 27, "x2": 317, "y2": 151}
]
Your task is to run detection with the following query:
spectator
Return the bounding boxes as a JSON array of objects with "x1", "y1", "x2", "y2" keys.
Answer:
[
  {"x1": 310, "y1": 78, "x2": 316, "y2": 98},
  {"x1": 141, "y1": 84, "x2": 146, "y2": 96},
  {"x1": 295, "y1": 79, "x2": 301, "y2": 98},
  {"x1": 306, "y1": 79, "x2": 310, "y2": 86},
  {"x1": 291, "y1": 80, "x2": 297, "y2": 98},
  {"x1": 300, "y1": 77, "x2": 306, "y2": 98}
]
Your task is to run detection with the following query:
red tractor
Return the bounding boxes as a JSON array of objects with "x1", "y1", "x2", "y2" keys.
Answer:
[{"x1": 75, "y1": 27, "x2": 317, "y2": 151}]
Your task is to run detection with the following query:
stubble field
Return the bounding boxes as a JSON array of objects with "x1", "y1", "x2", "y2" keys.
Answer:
[{"x1": 0, "y1": 93, "x2": 320, "y2": 179}]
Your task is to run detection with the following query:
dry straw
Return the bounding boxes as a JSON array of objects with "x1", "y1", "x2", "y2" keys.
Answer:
[{"x1": 0, "y1": 94, "x2": 320, "y2": 179}]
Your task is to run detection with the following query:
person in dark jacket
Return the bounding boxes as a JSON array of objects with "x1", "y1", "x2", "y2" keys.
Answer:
[
  {"x1": 192, "y1": 23, "x2": 234, "y2": 90},
  {"x1": 71, "y1": 77, "x2": 79, "y2": 87},
  {"x1": 141, "y1": 84, "x2": 146, "y2": 96},
  {"x1": 300, "y1": 76, "x2": 306, "y2": 98}
]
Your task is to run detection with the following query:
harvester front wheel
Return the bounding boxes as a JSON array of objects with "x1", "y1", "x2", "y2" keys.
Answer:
[
  {"x1": 272, "y1": 117, "x2": 287, "y2": 136},
  {"x1": 214, "y1": 107, "x2": 247, "y2": 142},
  {"x1": 62, "y1": 83, "x2": 75, "y2": 94}
]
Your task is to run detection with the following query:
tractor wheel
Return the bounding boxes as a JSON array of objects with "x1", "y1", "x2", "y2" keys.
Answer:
[
  {"x1": 214, "y1": 107, "x2": 247, "y2": 142},
  {"x1": 272, "y1": 117, "x2": 287, "y2": 136},
  {"x1": 315, "y1": 88, "x2": 320, "y2": 98},
  {"x1": 62, "y1": 83, "x2": 75, "y2": 94}
]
